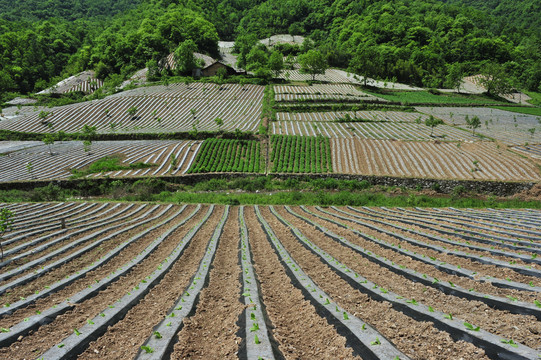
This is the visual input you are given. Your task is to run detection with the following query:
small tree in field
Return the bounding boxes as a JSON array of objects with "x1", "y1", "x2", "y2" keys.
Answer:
[
  {"x1": 528, "y1": 128, "x2": 536, "y2": 138},
  {"x1": 425, "y1": 115, "x2": 444, "y2": 136},
  {"x1": 81, "y1": 124, "x2": 97, "y2": 155},
  {"x1": 43, "y1": 133, "x2": 55, "y2": 155},
  {"x1": 0, "y1": 208, "x2": 14, "y2": 261},
  {"x1": 214, "y1": 117, "x2": 224, "y2": 132},
  {"x1": 298, "y1": 50, "x2": 327, "y2": 81},
  {"x1": 467, "y1": 115, "x2": 481, "y2": 135}
]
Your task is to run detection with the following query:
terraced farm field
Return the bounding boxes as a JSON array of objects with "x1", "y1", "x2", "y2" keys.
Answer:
[
  {"x1": 416, "y1": 107, "x2": 541, "y2": 145},
  {"x1": 0, "y1": 140, "x2": 200, "y2": 182},
  {"x1": 0, "y1": 83, "x2": 264, "y2": 134},
  {"x1": 274, "y1": 84, "x2": 383, "y2": 102},
  {"x1": 270, "y1": 135, "x2": 332, "y2": 173},
  {"x1": 272, "y1": 120, "x2": 478, "y2": 141},
  {"x1": 1, "y1": 203, "x2": 540, "y2": 360},
  {"x1": 186, "y1": 138, "x2": 263, "y2": 174},
  {"x1": 331, "y1": 138, "x2": 540, "y2": 181}
]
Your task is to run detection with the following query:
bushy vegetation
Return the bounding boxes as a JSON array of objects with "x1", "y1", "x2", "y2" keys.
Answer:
[
  {"x1": 187, "y1": 138, "x2": 262, "y2": 173},
  {"x1": 270, "y1": 135, "x2": 332, "y2": 173},
  {"x1": 70, "y1": 156, "x2": 154, "y2": 178},
  {"x1": 1, "y1": 0, "x2": 540, "y2": 98}
]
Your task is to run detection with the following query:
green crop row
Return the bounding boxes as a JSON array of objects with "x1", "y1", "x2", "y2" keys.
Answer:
[
  {"x1": 187, "y1": 138, "x2": 263, "y2": 174},
  {"x1": 270, "y1": 135, "x2": 332, "y2": 174}
]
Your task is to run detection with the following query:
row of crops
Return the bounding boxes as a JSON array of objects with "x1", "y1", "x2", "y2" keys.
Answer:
[
  {"x1": 186, "y1": 138, "x2": 263, "y2": 174},
  {"x1": 270, "y1": 135, "x2": 332, "y2": 173},
  {"x1": 0, "y1": 202, "x2": 540, "y2": 359}
]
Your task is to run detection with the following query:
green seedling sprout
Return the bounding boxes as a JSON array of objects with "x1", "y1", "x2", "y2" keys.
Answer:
[
  {"x1": 141, "y1": 345, "x2": 154, "y2": 353},
  {"x1": 154, "y1": 331, "x2": 162, "y2": 339},
  {"x1": 464, "y1": 322, "x2": 480, "y2": 331},
  {"x1": 500, "y1": 339, "x2": 518, "y2": 348},
  {"x1": 254, "y1": 334, "x2": 260, "y2": 344},
  {"x1": 250, "y1": 323, "x2": 260, "y2": 332},
  {"x1": 343, "y1": 312, "x2": 349, "y2": 320},
  {"x1": 444, "y1": 313, "x2": 453, "y2": 320},
  {"x1": 371, "y1": 337, "x2": 381, "y2": 345},
  {"x1": 74, "y1": 328, "x2": 81, "y2": 336}
]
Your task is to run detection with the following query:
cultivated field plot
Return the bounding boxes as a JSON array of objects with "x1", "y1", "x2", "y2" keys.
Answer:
[
  {"x1": 0, "y1": 83, "x2": 264, "y2": 134},
  {"x1": 1, "y1": 203, "x2": 540, "y2": 360},
  {"x1": 274, "y1": 84, "x2": 383, "y2": 102},
  {"x1": 513, "y1": 144, "x2": 541, "y2": 160},
  {"x1": 276, "y1": 110, "x2": 430, "y2": 123},
  {"x1": 331, "y1": 138, "x2": 540, "y2": 181},
  {"x1": 270, "y1": 135, "x2": 332, "y2": 173},
  {"x1": 272, "y1": 120, "x2": 479, "y2": 141},
  {"x1": 186, "y1": 138, "x2": 263, "y2": 174},
  {"x1": 416, "y1": 107, "x2": 541, "y2": 145},
  {"x1": 0, "y1": 140, "x2": 200, "y2": 182}
]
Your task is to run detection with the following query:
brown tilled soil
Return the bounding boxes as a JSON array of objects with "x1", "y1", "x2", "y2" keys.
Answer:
[
  {"x1": 170, "y1": 208, "x2": 243, "y2": 359},
  {"x1": 256, "y1": 206, "x2": 489, "y2": 360},
  {"x1": 273, "y1": 206, "x2": 541, "y2": 349},
  {"x1": 0, "y1": 206, "x2": 217, "y2": 360},
  {"x1": 1, "y1": 205, "x2": 194, "y2": 327},
  {"x1": 245, "y1": 207, "x2": 361, "y2": 359}
]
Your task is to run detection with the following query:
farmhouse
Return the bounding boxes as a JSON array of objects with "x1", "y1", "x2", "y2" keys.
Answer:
[{"x1": 162, "y1": 52, "x2": 238, "y2": 77}]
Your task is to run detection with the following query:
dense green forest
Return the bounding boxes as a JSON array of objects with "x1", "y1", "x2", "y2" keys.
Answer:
[{"x1": 0, "y1": 0, "x2": 539, "y2": 98}]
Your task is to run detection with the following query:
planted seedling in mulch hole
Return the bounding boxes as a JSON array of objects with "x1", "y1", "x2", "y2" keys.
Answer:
[
  {"x1": 254, "y1": 335, "x2": 260, "y2": 344},
  {"x1": 444, "y1": 313, "x2": 453, "y2": 320},
  {"x1": 534, "y1": 300, "x2": 541, "y2": 308},
  {"x1": 141, "y1": 345, "x2": 154, "y2": 353},
  {"x1": 464, "y1": 322, "x2": 480, "y2": 331},
  {"x1": 154, "y1": 331, "x2": 162, "y2": 339},
  {"x1": 343, "y1": 312, "x2": 349, "y2": 320},
  {"x1": 500, "y1": 339, "x2": 518, "y2": 348},
  {"x1": 74, "y1": 328, "x2": 81, "y2": 336},
  {"x1": 250, "y1": 323, "x2": 260, "y2": 332},
  {"x1": 371, "y1": 337, "x2": 381, "y2": 345}
]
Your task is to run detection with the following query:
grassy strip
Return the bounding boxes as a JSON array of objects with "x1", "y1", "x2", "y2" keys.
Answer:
[
  {"x1": 491, "y1": 106, "x2": 541, "y2": 116},
  {"x1": 70, "y1": 156, "x2": 154, "y2": 178},
  {"x1": 524, "y1": 91, "x2": 541, "y2": 107},
  {"x1": 361, "y1": 89, "x2": 507, "y2": 105},
  {"x1": 151, "y1": 190, "x2": 541, "y2": 208},
  {"x1": 0, "y1": 177, "x2": 538, "y2": 208}
]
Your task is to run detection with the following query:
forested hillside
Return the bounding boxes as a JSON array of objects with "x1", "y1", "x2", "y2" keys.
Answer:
[
  {"x1": 0, "y1": 0, "x2": 539, "y2": 98},
  {"x1": 0, "y1": 0, "x2": 142, "y2": 21}
]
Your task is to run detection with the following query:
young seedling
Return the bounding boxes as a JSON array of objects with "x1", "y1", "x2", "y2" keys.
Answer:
[
  {"x1": 250, "y1": 323, "x2": 260, "y2": 332},
  {"x1": 254, "y1": 334, "x2": 260, "y2": 344},
  {"x1": 154, "y1": 331, "x2": 162, "y2": 339},
  {"x1": 464, "y1": 322, "x2": 480, "y2": 331},
  {"x1": 500, "y1": 339, "x2": 518, "y2": 348},
  {"x1": 141, "y1": 345, "x2": 154, "y2": 353},
  {"x1": 74, "y1": 328, "x2": 81, "y2": 336},
  {"x1": 370, "y1": 337, "x2": 381, "y2": 345},
  {"x1": 444, "y1": 313, "x2": 453, "y2": 320}
]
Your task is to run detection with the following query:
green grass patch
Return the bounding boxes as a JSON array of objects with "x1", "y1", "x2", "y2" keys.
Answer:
[
  {"x1": 363, "y1": 89, "x2": 507, "y2": 105},
  {"x1": 524, "y1": 91, "x2": 541, "y2": 107},
  {"x1": 71, "y1": 156, "x2": 154, "y2": 178},
  {"x1": 491, "y1": 106, "x2": 541, "y2": 116},
  {"x1": 150, "y1": 190, "x2": 541, "y2": 208}
]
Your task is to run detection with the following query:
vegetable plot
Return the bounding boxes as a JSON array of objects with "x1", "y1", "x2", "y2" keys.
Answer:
[
  {"x1": 187, "y1": 138, "x2": 263, "y2": 173},
  {"x1": 0, "y1": 140, "x2": 200, "y2": 182},
  {"x1": 0, "y1": 83, "x2": 264, "y2": 134},
  {"x1": 331, "y1": 138, "x2": 540, "y2": 181},
  {"x1": 0, "y1": 203, "x2": 540, "y2": 360},
  {"x1": 270, "y1": 135, "x2": 332, "y2": 173}
]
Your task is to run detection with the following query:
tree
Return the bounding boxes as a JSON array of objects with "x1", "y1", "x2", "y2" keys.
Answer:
[
  {"x1": 349, "y1": 46, "x2": 379, "y2": 86},
  {"x1": 466, "y1": 115, "x2": 481, "y2": 135},
  {"x1": 298, "y1": 50, "x2": 327, "y2": 81},
  {"x1": 174, "y1": 39, "x2": 198, "y2": 76},
  {"x1": 424, "y1": 115, "x2": 444, "y2": 136},
  {"x1": 81, "y1": 124, "x2": 97, "y2": 154},
  {"x1": 43, "y1": 133, "x2": 55, "y2": 155},
  {"x1": 480, "y1": 63, "x2": 513, "y2": 97},
  {"x1": 0, "y1": 208, "x2": 14, "y2": 261},
  {"x1": 446, "y1": 63, "x2": 465, "y2": 93},
  {"x1": 214, "y1": 117, "x2": 223, "y2": 131},
  {"x1": 268, "y1": 51, "x2": 284, "y2": 78},
  {"x1": 127, "y1": 106, "x2": 138, "y2": 118}
]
